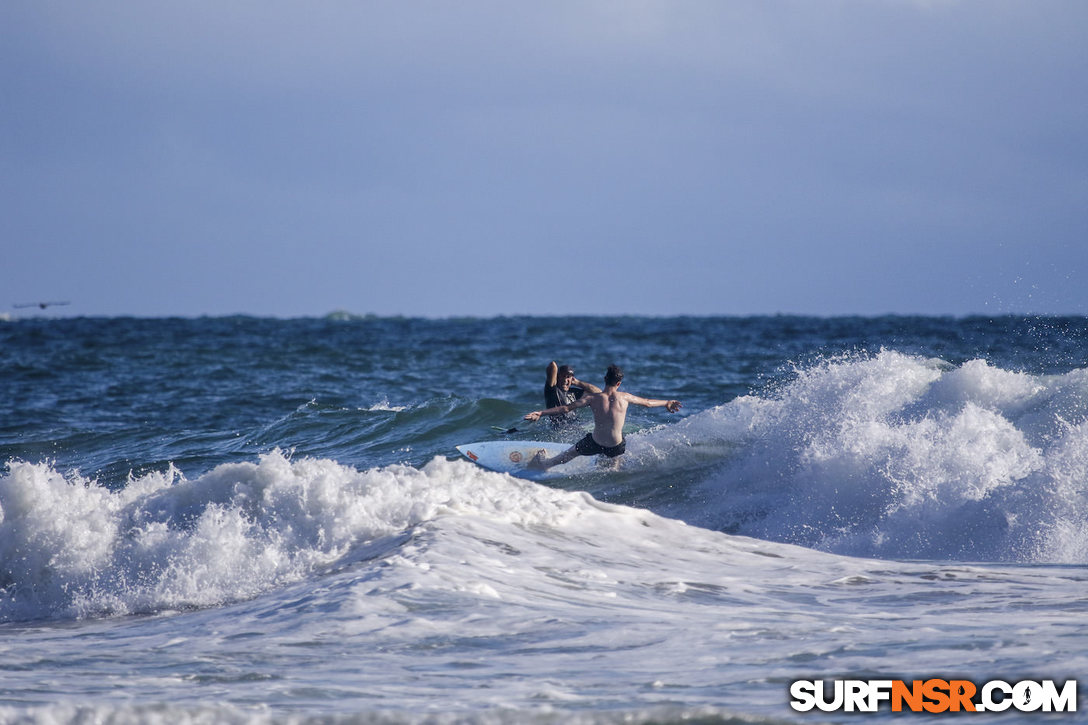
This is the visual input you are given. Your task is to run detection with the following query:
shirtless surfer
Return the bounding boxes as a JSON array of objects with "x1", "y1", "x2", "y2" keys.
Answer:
[{"x1": 523, "y1": 365, "x2": 681, "y2": 470}]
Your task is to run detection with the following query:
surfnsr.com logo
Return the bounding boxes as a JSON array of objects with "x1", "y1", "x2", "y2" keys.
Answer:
[{"x1": 790, "y1": 679, "x2": 1078, "y2": 714}]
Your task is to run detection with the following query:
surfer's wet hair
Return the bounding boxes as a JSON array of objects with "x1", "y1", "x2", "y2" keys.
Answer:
[{"x1": 605, "y1": 365, "x2": 624, "y2": 386}]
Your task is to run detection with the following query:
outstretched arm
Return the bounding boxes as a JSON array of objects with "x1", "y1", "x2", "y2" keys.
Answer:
[
  {"x1": 524, "y1": 395, "x2": 592, "y2": 421},
  {"x1": 625, "y1": 393, "x2": 682, "y2": 413}
]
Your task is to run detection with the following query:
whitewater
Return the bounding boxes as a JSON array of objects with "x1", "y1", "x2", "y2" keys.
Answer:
[{"x1": 0, "y1": 315, "x2": 1085, "y2": 723}]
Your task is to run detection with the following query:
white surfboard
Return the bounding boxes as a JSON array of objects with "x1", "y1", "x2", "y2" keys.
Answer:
[{"x1": 455, "y1": 440, "x2": 595, "y2": 480}]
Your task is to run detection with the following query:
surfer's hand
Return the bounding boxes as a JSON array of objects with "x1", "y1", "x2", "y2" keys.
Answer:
[
  {"x1": 666, "y1": 400, "x2": 682, "y2": 413},
  {"x1": 524, "y1": 411, "x2": 542, "y2": 421}
]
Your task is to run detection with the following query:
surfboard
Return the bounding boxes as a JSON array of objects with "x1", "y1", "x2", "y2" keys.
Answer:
[{"x1": 455, "y1": 440, "x2": 594, "y2": 480}]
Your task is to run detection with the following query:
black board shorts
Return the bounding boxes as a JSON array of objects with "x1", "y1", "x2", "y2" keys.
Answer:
[{"x1": 574, "y1": 433, "x2": 626, "y2": 458}]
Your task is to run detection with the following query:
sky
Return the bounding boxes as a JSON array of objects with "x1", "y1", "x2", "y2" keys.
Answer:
[{"x1": 2, "y1": 1, "x2": 1086, "y2": 318}]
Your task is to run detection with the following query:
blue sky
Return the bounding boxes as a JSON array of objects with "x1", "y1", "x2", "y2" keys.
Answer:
[{"x1": 3, "y1": 1, "x2": 1086, "y2": 318}]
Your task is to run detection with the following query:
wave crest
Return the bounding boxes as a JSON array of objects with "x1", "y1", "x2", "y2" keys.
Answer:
[
  {"x1": 680, "y1": 351, "x2": 1088, "y2": 563},
  {"x1": 0, "y1": 452, "x2": 592, "y2": 622}
]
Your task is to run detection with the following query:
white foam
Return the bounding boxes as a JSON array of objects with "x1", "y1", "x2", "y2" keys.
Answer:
[
  {"x1": 0, "y1": 451, "x2": 732, "y2": 622},
  {"x1": 670, "y1": 350, "x2": 1088, "y2": 563},
  {"x1": 0, "y1": 452, "x2": 471, "y2": 619},
  {"x1": 1, "y1": 446, "x2": 1085, "y2": 717},
  {"x1": 364, "y1": 399, "x2": 407, "y2": 412}
]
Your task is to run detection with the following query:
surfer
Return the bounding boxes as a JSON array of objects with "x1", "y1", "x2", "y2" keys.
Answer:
[
  {"x1": 524, "y1": 365, "x2": 681, "y2": 470},
  {"x1": 543, "y1": 361, "x2": 600, "y2": 426}
]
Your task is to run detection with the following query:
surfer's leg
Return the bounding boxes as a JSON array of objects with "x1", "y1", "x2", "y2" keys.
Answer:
[
  {"x1": 529, "y1": 445, "x2": 579, "y2": 470},
  {"x1": 594, "y1": 439, "x2": 625, "y2": 470},
  {"x1": 596, "y1": 455, "x2": 621, "y2": 470}
]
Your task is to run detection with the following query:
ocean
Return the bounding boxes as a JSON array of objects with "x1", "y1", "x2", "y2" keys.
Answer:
[{"x1": 1, "y1": 314, "x2": 1085, "y2": 723}]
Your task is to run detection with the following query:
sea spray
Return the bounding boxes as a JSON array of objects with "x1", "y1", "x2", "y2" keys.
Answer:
[
  {"x1": 0, "y1": 451, "x2": 680, "y2": 623},
  {"x1": 0, "y1": 452, "x2": 478, "y2": 621},
  {"x1": 669, "y1": 351, "x2": 1088, "y2": 562}
]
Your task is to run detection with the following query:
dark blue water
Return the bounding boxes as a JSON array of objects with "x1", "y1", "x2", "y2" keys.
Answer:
[{"x1": 5, "y1": 314, "x2": 1085, "y2": 488}]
